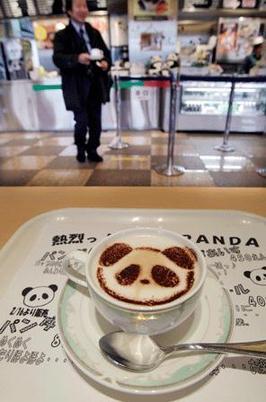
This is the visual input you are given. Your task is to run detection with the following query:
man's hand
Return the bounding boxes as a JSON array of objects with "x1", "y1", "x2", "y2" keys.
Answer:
[
  {"x1": 78, "y1": 53, "x2": 91, "y2": 65},
  {"x1": 96, "y1": 60, "x2": 109, "y2": 71}
]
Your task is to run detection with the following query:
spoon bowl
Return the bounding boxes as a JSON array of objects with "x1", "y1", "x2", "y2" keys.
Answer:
[{"x1": 99, "y1": 331, "x2": 266, "y2": 372}]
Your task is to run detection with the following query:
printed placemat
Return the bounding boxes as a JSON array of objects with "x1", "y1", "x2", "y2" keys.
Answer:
[{"x1": 0, "y1": 208, "x2": 265, "y2": 401}]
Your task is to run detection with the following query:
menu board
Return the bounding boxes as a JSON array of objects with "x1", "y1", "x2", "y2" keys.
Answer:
[
  {"x1": 183, "y1": 0, "x2": 219, "y2": 9},
  {"x1": 222, "y1": 0, "x2": 260, "y2": 8},
  {"x1": 130, "y1": 0, "x2": 177, "y2": 21},
  {"x1": 0, "y1": 0, "x2": 107, "y2": 18},
  {"x1": 1, "y1": 0, "x2": 37, "y2": 17}
]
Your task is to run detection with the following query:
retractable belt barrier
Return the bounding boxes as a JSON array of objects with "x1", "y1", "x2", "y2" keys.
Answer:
[
  {"x1": 113, "y1": 74, "x2": 266, "y2": 177},
  {"x1": 108, "y1": 75, "x2": 129, "y2": 150},
  {"x1": 32, "y1": 74, "x2": 266, "y2": 177}
]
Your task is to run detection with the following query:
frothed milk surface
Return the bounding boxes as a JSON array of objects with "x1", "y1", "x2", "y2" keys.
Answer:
[{"x1": 91, "y1": 233, "x2": 200, "y2": 307}]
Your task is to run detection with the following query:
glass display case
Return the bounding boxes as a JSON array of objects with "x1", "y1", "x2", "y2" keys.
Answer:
[
  {"x1": 233, "y1": 83, "x2": 266, "y2": 115},
  {"x1": 230, "y1": 82, "x2": 266, "y2": 132},
  {"x1": 178, "y1": 80, "x2": 266, "y2": 132},
  {"x1": 181, "y1": 81, "x2": 231, "y2": 115}
]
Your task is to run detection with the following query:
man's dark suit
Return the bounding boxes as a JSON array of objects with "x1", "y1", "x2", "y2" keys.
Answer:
[{"x1": 53, "y1": 22, "x2": 112, "y2": 157}]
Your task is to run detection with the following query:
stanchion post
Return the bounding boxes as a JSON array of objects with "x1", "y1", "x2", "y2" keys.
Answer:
[
  {"x1": 154, "y1": 70, "x2": 185, "y2": 176},
  {"x1": 214, "y1": 79, "x2": 235, "y2": 152},
  {"x1": 109, "y1": 75, "x2": 129, "y2": 150}
]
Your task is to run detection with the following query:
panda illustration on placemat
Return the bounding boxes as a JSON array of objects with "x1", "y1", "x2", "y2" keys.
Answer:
[
  {"x1": 22, "y1": 284, "x2": 58, "y2": 307},
  {"x1": 244, "y1": 267, "x2": 266, "y2": 286}
]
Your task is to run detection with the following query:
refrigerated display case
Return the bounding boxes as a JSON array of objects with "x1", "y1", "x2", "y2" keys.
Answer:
[
  {"x1": 179, "y1": 80, "x2": 266, "y2": 132},
  {"x1": 162, "y1": 79, "x2": 231, "y2": 132},
  {"x1": 179, "y1": 80, "x2": 231, "y2": 131},
  {"x1": 230, "y1": 82, "x2": 266, "y2": 131},
  {"x1": 161, "y1": 76, "x2": 266, "y2": 133}
]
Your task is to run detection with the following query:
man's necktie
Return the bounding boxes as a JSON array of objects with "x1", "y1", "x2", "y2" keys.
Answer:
[{"x1": 79, "y1": 27, "x2": 91, "y2": 53}]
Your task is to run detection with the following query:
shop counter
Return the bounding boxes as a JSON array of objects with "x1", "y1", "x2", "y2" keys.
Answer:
[
  {"x1": 0, "y1": 186, "x2": 265, "y2": 402},
  {"x1": 0, "y1": 78, "x2": 116, "y2": 131},
  {"x1": 0, "y1": 77, "x2": 160, "y2": 132},
  {"x1": 0, "y1": 75, "x2": 265, "y2": 133},
  {"x1": 162, "y1": 74, "x2": 266, "y2": 133}
]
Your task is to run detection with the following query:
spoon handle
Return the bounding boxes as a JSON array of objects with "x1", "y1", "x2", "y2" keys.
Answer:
[{"x1": 164, "y1": 340, "x2": 266, "y2": 358}]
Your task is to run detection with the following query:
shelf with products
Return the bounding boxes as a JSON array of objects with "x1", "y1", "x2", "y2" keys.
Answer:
[
  {"x1": 180, "y1": 79, "x2": 266, "y2": 117},
  {"x1": 181, "y1": 101, "x2": 227, "y2": 114},
  {"x1": 181, "y1": 101, "x2": 265, "y2": 116},
  {"x1": 234, "y1": 84, "x2": 266, "y2": 115},
  {"x1": 233, "y1": 103, "x2": 264, "y2": 115},
  {"x1": 182, "y1": 92, "x2": 230, "y2": 100},
  {"x1": 180, "y1": 80, "x2": 230, "y2": 114},
  {"x1": 181, "y1": 101, "x2": 229, "y2": 114}
]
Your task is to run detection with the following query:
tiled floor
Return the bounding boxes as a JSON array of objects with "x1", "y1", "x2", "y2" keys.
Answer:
[{"x1": 0, "y1": 130, "x2": 265, "y2": 187}]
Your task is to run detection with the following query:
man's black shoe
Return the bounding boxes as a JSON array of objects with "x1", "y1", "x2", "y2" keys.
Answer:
[
  {"x1": 76, "y1": 150, "x2": 86, "y2": 163},
  {"x1": 87, "y1": 151, "x2": 103, "y2": 163}
]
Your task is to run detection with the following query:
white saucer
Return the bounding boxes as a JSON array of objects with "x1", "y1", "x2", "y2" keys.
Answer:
[{"x1": 58, "y1": 270, "x2": 233, "y2": 395}]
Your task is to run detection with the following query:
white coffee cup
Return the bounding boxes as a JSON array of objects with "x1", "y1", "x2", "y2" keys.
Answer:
[
  {"x1": 63, "y1": 227, "x2": 207, "y2": 335},
  {"x1": 90, "y1": 48, "x2": 104, "y2": 61}
]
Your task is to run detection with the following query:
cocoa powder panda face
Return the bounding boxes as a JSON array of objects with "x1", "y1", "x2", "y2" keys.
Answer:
[{"x1": 94, "y1": 234, "x2": 199, "y2": 306}]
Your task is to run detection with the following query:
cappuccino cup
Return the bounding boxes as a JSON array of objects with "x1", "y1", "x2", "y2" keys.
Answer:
[
  {"x1": 64, "y1": 227, "x2": 207, "y2": 335},
  {"x1": 90, "y1": 48, "x2": 104, "y2": 61}
]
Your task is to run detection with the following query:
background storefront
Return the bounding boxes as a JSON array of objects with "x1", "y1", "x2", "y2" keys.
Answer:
[{"x1": 0, "y1": 0, "x2": 265, "y2": 133}]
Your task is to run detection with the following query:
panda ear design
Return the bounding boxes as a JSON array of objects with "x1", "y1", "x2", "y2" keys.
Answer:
[
  {"x1": 22, "y1": 287, "x2": 33, "y2": 297},
  {"x1": 162, "y1": 247, "x2": 195, "y2": 270},
  {"x1": 49, "y1": 284, "x2": 58, "y2": 292},
  {"x1": 100, "y1": 243, "x2": 133, "y2": 266},
  {"x1": 244, "y1": 271, "x2": 251, "y2": 278},
  {"x1": 262, "y1": 267, "x2": 266, "y2": 270}
]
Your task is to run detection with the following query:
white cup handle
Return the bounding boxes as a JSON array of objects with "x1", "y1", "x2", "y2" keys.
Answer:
[{"x1": 63, "y1": 250, "x2": 89, "y2": 288}]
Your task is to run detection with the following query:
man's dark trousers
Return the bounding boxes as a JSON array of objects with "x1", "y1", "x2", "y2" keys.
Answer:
[{"x1": 73, "y1": 85, "x2": 102, "y2": 154}]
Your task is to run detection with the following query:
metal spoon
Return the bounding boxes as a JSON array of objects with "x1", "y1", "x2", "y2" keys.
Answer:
[{"x1": 99, "y1": 331, "x2": 266, "y2": 372}]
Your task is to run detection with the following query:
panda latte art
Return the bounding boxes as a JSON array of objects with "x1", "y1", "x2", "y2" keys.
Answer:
[{"x1": 94, "y1": 234, "x2": 199, "y2": 306}]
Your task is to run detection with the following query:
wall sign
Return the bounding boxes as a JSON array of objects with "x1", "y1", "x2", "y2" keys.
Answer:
[
  {"x1": 216, "y1": 17, "x2": 261, "y2": 63},
  {"x1": 128, "y1": 19, "x2": 177, "y2": 63}
]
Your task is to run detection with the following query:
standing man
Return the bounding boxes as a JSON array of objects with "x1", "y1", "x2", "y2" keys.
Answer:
[{"x1": 53, "y1": 0, "x2": 112, "y2": 162}]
